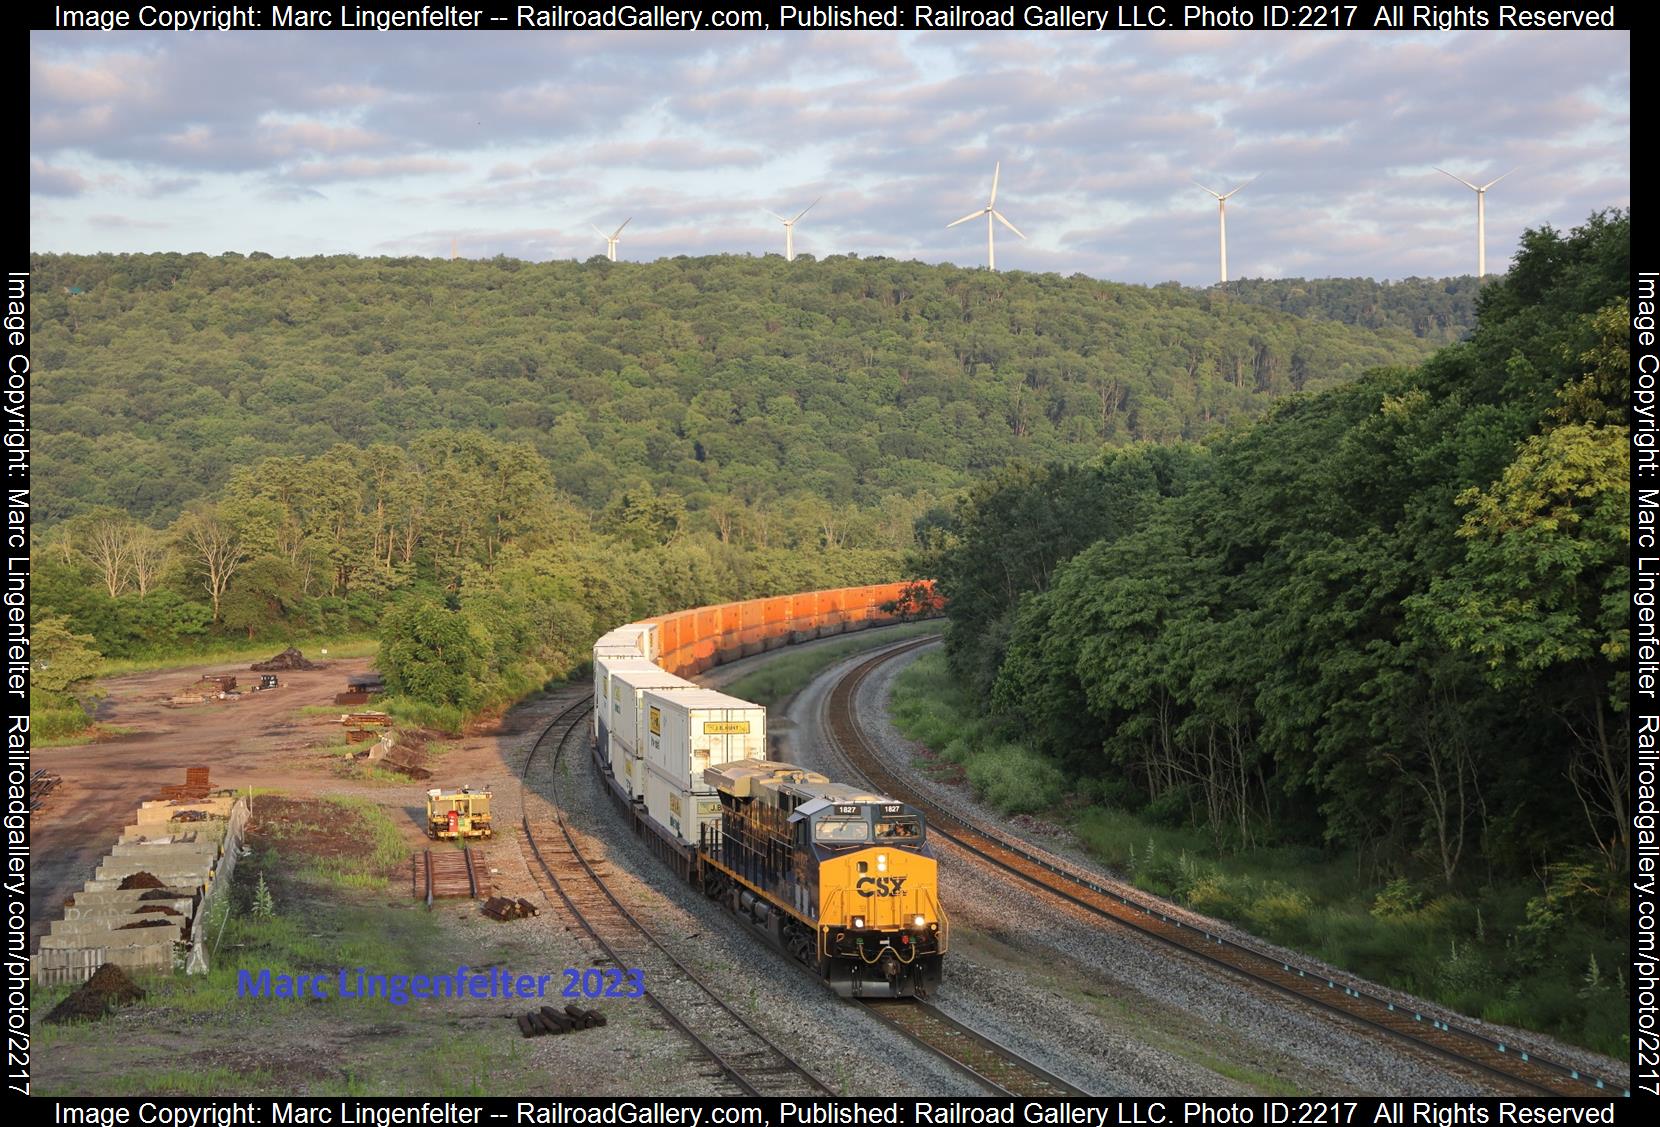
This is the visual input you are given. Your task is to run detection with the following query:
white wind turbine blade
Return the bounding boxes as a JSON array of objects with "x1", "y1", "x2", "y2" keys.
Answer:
[
  {"x1": 988, "y1": 161, "x2": 1001, "y2": 206},
  {"x1": 790, "y1": 197, "x2": 821, "y2": 224},
  {"x1": 1435, "y1": 167, "x2": 1480, "y2": 192},
  {"x1": 611, "y1": 218, "x2": 632, "y2": 239},
  {"x1": 591, "y1": 224, "x2": 608, "y2": 239},
  {"x1": 1221, "y1": 174, "x2": 1259, "y2": 200},
  {"x1": 1479, "y1": 168, "x2": 1517, "y2": 191},
  {"x1": 993, "y1": 210, "x2": 1025, "y2": 240},
  {"x1": 1193, "y1": 179, "x2": 1224, "y2": 200},
  {"x1": 948, "y1": 207, "x2": 988, "y2": 228},
  {"x1": 766, "y1": 209, "x2": 789, "y2": 223}
]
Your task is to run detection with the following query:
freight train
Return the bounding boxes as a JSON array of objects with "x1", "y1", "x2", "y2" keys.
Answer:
[{"x1": 588, "y1": 583, "x2": 946, "y2": 998}]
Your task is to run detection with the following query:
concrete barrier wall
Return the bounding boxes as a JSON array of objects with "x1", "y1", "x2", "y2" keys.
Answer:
[{"x1": 33, "y1": 793, "x2": 249, "y2": 985}]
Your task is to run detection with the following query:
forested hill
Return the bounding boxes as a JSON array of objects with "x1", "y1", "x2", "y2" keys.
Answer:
[
  {"x1": 1212, "y1": 275, "x2": 1481, "y2": 343},
  {"x1": 31, "y1": 252, "x2": 1444, "y2": 527}
]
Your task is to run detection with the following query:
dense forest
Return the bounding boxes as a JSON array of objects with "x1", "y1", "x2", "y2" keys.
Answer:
[
  {"x1": 29, "y1": 252, "x2": 1463, "y2": 530},
  {"x1": 29, "y1": 250, "x2": 1472, "y2": 730},
  {"x1": 923, "y1": 211, "x2": 1629, "y2": 1049},
  {"x1": 1219, "y1": 275, "x2": 1482, "y2": 343}
]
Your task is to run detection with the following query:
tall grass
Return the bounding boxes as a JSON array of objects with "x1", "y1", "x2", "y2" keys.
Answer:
[
  {"x1": 889, "y1": 652, "x2": 1064, "y2": 813},
  {"x1": 722, "y1": 621, "x2": 942, "y2": 707}
]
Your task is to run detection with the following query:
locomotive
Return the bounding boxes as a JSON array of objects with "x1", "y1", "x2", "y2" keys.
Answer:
[{"x1": 589, "y1": 586, "x2": 947, "y2": 998}]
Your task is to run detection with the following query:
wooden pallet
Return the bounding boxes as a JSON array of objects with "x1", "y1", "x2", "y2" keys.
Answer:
[{"x1": 411, "y1": 847, "x2": 490, "y2": 904}]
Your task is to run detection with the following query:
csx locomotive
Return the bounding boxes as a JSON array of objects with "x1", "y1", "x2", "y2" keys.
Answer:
[{"x1": 701, "y1": 760, "x2": 945, "y2": 998}]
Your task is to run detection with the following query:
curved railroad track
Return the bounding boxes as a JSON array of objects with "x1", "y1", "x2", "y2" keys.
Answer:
[
  {"x1": 823, "y1": 638, "x2": 1627, "y2": 1100},
  {"x1": 518, "y1": 694, "x2": 835, "y2": 1098},
  {"x1": 858, "y1": 999, "x2": 1088, "y2": 1096}
]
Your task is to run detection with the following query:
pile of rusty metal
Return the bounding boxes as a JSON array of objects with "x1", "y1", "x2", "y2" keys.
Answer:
[
  {"x1": 342, "y1": 710, "x2": 391, "y2": 746},
  {"x1": 154, "y1": 767, "x2": 212, "y2": 802},
  {"x1": 516, "y1": 1004, "x2": 606, "y2": 1038},
  {"x1": 481, "y1": 896, "x2": 540, "y2": 921},
  {"x1": 335, "y1": 673, "x2": 385, "y2": 705}
]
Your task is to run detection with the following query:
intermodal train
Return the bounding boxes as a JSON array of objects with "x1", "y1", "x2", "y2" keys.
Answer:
[{"x1": 588, "y1": 582, "x2": 946, "y2": 998}]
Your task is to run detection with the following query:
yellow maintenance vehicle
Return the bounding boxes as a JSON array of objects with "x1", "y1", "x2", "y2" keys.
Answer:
[{"x1": 425, "y1": 787, "x2": 494, "y2": 840}]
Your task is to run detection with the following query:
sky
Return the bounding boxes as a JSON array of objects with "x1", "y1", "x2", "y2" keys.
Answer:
[{"x1": 30, "y1": 28, "x2": 1629, "y2": 285}]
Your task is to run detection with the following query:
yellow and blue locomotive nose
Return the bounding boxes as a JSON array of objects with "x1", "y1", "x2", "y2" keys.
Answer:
[{"x1": 818, "y1": 847, "x2": 946, "y2": 998}]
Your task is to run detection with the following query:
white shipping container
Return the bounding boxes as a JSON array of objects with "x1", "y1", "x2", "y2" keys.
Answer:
[
  {"x1": 641, "y1": 688, "x2": 767, "y2": 794},
  {"x1": 618, "y1": 750, "x2": 645, "y2": 806},
  {"x1": 644, "y1": 764, "x2": 727, "y2": 848},
  {"x1": 595, "y1": 623, "x2": 659, "y2": 661},
  {"x1": 607, "y1": 664, "x2": 700, "y2": 800},
  {"x1": 592, "y1": 646, "x2": 645, "y2": 743}
]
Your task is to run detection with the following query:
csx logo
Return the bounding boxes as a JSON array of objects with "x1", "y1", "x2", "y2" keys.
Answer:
[{"x1": 855, "y1": 876, "x2": 906, "y2": 898}]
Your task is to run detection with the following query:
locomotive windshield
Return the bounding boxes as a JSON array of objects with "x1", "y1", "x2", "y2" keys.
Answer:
[
  {"x1": 875, "y1": 815, "x2": 921, "y2": 841},
  {"x1": 815, "y1": 816, "x2": 870, "y2": 843}
]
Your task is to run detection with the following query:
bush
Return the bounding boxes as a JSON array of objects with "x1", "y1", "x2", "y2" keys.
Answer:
[
  {"x1": 29, "y1": 703, "x2": 94, "y2": 740},
  {"x1": 965, "y1": 742, "x2": 1066, "y2": 814},
  {"x1": 1371, "y1": 877, "x2": 1424, "y2": 918}
]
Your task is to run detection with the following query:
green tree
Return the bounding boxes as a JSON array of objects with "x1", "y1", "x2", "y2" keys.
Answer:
[
  {"x1": 1411, "y1": 422, "x2": 1629, "y2": 869},
  {"x1": 31, "y1": 613, "x2": 102, "y2": 706},
  {"x1": 379, "y1": 599, "x2": 489, "y2": 709}
]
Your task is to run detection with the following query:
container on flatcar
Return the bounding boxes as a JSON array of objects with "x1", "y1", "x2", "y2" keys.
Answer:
[
  {"x1": 641, "y1": 688, "x2": 766, "y2": 846},
  {"x1": 603, "y1": 661, "x2": 698, "y2": 801},
  {"x1": 595, "y1": 623, "x2": 658, "y2": 661},
  {"x1": 592, "y1": 644, "x2": 647, "y2": 744}
]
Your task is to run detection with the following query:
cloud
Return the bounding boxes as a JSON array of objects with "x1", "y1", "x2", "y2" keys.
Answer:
[
  {"x1": 284, "y1": 155, "x2": 465, "y2": 183},
  {"x1": 30, "y1": 158, "x2": 90, "y2": 197}
]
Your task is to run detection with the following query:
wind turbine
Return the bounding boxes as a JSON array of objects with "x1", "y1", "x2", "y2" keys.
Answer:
[
  {"x1": 1435, "y1": 167, "x2": 1515, "y2": 278},
  {"x1": 766, "y1": 198, "x2": 820, "y2": 261},
  {"x1": 1193, "y1": 176, "x2": 1257, "y2": 284},
  {"x1": 591, "y1": 218, "x2": 631, "y2": 262},
  {"x1": 948, "y1": 161, "x2": 1025, "y2": 271}
]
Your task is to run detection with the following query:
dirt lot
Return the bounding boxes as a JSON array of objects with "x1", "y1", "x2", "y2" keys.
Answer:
[{"x1": 30, "y1": 656, "x2": 390, "y2": 950}]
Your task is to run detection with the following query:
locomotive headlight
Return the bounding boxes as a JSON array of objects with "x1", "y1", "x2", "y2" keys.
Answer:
[
  {"x1": 913, "y1": 915, "x2": 926, "y2": 928},
  {"x1": 852, "y1": 915, "x2": 866, "y2": 929},
  {"x1": 876, "y1": 854, "x2": 888, "y2": 872}
]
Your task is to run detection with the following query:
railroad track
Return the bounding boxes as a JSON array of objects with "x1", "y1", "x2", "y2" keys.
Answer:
[
  {"x1": 518, "y1": 694, "x2": 835, "y2": 1098},
  {"x1": 858, "y1": 999, "x2": 1087, "y2": 1096},
  {"x1": 824, "y1": 639, "x2": 1627, "y2": 1100},
  {"x1": 413, "y1": 846, "x2": 490, "y2": 905}
]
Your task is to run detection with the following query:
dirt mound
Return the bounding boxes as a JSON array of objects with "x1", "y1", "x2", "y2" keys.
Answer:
[
  {"x1": 44, "y1": 964, "x2": 146, "y2": 1025},
  {"x1": 135, "y1": 905, "x2": 182, "y2": 916},
  {"x1": 252, "y1": 647, "x2": 318, "y2": 672},
  {"x1": 138, "y1": 888, "x2": 186, "y2": 901},
  {"x1": 116, "y1": 918, "x2": 172, "y2": 930},
  {"x1": 117, "y1": 872, "x2": 164, "y2": 890}
]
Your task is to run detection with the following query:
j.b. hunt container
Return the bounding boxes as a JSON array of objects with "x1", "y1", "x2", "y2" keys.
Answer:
[
  {"x1": 604, "y1": 662, "x2": 700, "y2": 801},
  {"x1": 641, "y1": 688, "x2": 766, "y2": 846}
]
